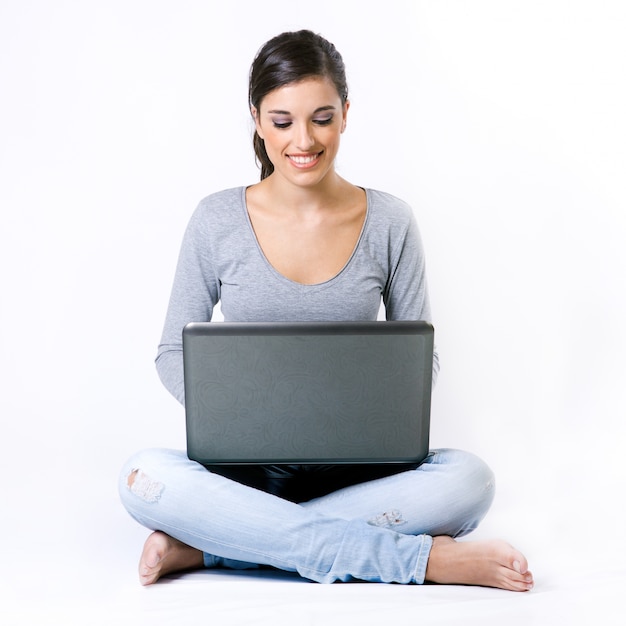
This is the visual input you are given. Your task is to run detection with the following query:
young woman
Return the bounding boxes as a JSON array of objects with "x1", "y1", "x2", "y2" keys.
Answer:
[{"x1": 119, "y1": 30, "x2": 533, "y2": 592}]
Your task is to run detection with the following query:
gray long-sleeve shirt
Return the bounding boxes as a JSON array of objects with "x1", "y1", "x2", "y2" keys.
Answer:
[{"x1": 156, "y1": 186, "x2": 438, "y2": 405}]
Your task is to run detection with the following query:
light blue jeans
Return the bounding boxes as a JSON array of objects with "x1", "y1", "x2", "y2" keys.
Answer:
[{"x1": 118, "y1": 448, "x2": 494, "y2": 584}]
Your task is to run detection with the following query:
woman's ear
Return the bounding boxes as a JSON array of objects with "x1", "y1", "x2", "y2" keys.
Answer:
[
  {"x1": 251, "y1": 106, "x2": 264, "y2": 139},
  {"x1": 341, "y1": 100, "x2": 350, "y2": 133}
]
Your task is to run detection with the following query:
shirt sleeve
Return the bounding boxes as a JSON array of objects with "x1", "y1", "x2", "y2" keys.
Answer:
[
  {"x1": 382, "y1": 209, "x2": 440, "y2": 384},
  {"x1": 155, "y1": 202, "x2": 221, "y2": 405}
]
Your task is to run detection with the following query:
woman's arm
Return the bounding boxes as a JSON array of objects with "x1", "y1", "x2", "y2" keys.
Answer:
[
  {"x1": 382, "y1": 206, "x2": 440, "y2": 384},
  {"x1": 155, "y1": 202, "x2": 221, "y2": 405}
]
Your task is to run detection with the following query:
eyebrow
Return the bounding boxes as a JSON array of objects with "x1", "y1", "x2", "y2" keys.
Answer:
[{"x1": 266, "y1": 105, "x2": 337, "y2": 115}]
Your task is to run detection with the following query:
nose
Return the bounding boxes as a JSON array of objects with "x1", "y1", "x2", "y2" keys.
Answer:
[{"x1": 294, "y1": 122, "x2": 315, "y2": 151}]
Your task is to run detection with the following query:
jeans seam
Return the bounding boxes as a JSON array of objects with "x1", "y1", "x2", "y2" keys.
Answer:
[{"x1": 413, "y1": 534, "x2": 433, "y2": 584}]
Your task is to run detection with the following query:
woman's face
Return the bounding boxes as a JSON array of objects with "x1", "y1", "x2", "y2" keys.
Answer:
[{"x1": 252, "y1": 77, "x2": 349, "y2": 188}]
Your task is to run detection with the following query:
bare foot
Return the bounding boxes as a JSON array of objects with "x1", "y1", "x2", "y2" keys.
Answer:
[
  {"x1": 138, "y1": 531, "x2": 204, "y2": 585},
  {"x1": 425, "y1": 536, "x2": 534, "y2": 592}
]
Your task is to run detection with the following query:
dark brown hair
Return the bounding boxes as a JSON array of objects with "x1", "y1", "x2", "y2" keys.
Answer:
[{"x1": 248, "y1": 30, "x2": 349, "y2": 180}]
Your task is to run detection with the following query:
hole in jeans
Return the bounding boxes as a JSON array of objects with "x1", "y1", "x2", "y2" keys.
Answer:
[
  {"x1": 368, "y1": 509, "x2": 407, "y2": 528},
  {"x1": 127, "y1": 469, "x2": 164, "y2": 503}
]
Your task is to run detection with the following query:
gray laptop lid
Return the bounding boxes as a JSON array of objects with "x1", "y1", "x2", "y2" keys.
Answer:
[{"x1": 183, "y1": 321, "x2": 434, "y2": 465}]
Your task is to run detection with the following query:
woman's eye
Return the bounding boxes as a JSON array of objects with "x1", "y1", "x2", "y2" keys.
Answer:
[{"x1": 271, "y1": 117, "x2": 333, "y2": 129}]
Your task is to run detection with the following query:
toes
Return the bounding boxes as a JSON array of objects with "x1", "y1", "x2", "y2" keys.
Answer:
[
  {"x1": 138, "y1": 532, "x2": 169, "y2": 585},
  {"x1": 140, "y1": 572, "x2": 158, "y2": 586},
  {"x1": 503, "y1": 566, "x2": 534, "y2": 592},
  {"x1": 144, "y1": 550, "x2": 163, "y2": 569},
  {"x1": 139, "y1": 561, "x2": 158, "y2": 585},
  {"x1": 509, "y1": 551, "x2": 529, "y2": 574}
]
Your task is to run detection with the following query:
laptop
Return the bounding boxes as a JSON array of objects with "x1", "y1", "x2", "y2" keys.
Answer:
[{"x1": 182, "y1": 320, "x2": 434, "y2": 466}]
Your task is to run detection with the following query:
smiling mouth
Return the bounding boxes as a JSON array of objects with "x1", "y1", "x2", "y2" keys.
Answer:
[{"x1": 287, "y1": 152, "x2": 323, "y2": 166}]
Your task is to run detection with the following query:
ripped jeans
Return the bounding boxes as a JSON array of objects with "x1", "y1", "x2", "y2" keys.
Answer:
[{"x1": 118, "y1": 448, "x2": 494, "y2": 584}]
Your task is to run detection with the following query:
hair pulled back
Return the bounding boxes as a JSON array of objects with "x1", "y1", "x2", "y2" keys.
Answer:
[{"x1": 249, "y1": 30, "x2": 349, "y2": 180}]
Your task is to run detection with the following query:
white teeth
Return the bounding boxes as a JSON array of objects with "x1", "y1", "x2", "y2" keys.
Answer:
[{"x1": 289, "y1": 154, "x2": 319, "y2": 164}]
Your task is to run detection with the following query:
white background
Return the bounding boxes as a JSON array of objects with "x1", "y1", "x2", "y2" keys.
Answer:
[{"x1": 1, "y1": 0, "x2": 625, "y2": 615}]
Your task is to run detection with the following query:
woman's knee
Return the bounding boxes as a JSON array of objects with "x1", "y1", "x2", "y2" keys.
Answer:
[
  {"x1": 427, "y1": 448, "x2": 496, "y2": 534},
  {"x1": 459, "y1": 450, "x2": 495, "y2": 510},
  {"x1": 118, "y1": 448, "x2": 186, "y2": 512},
  {"x1": 429, "y1": 448, "x2": 494, "y2": 486}
]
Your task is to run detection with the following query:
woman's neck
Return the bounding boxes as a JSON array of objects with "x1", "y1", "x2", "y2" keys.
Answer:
[{"x1": 256, "y1": 170, "x2": 355, "y2": 214}]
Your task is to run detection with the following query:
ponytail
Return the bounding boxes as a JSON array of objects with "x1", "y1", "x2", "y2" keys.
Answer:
[{"x1": 253, "y1": 130, "x2": 274, "y2": 180}]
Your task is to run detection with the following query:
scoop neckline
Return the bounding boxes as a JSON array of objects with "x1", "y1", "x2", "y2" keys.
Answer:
[{"x1": 240, "y1": 185, "x2": 370, "y2": 288}]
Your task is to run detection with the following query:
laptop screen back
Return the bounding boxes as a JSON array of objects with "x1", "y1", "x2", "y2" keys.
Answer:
[{"x1": 183, "y1": 321, "x2": 433, "y2": 465}]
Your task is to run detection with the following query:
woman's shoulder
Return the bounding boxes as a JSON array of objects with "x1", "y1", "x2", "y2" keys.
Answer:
[
  {"x1": 186, "y1": 186, "x2": 247, "y2": 229},
  {"x1": 365, "y1": 188, "x2": 415, "y2": 224},
  {"x1": 196, "y1": 186, "x2": 246, "y2": 214},
  {"x1": 176, "y1": 187, "x2": 248, "y2": 249}
]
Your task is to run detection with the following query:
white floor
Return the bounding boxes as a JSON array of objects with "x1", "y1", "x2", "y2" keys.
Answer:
[{"x1": 4, "y1": 545, "x2": 624, "y2": 626}]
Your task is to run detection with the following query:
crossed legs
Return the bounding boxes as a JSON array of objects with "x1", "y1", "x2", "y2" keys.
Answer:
[{"x1": 120, "y1": 448, "x2": 533, "y2": 591}]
